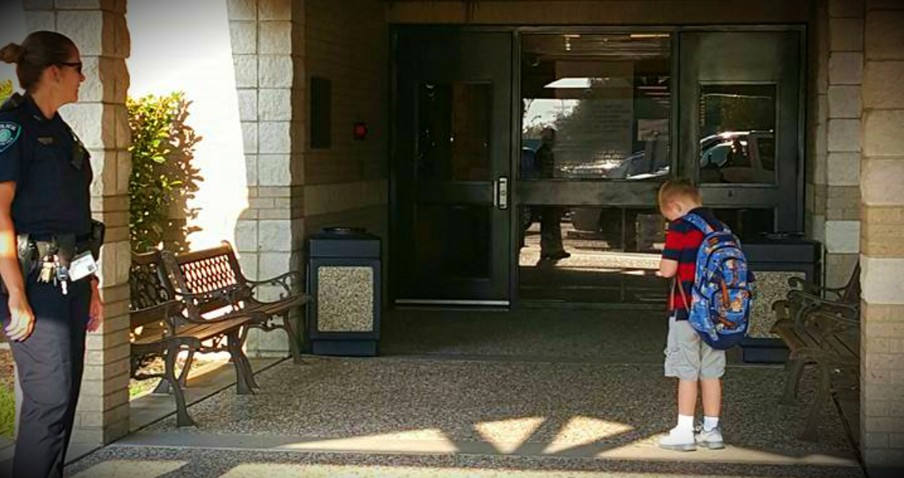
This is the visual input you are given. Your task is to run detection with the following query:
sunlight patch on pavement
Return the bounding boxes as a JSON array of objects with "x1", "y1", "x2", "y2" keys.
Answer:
[
  {"x1": 474, "y1": 417, "x2": 546, "y2": 453},
  {"x1": 219, "y1": 463, "x2": 733, "y2": 478},
  {"x1": 543, "y1": 416, "x2": 634, "y2": 454},
  {"x1": 71, "y1": 460, "x2": 187, "y2": 478},
  {"x1": 277, "y1": 429, "x2": 457, "y2": 454},
  {"x1": 595, "y1": 443, "x2": 859, "y2": 467}
]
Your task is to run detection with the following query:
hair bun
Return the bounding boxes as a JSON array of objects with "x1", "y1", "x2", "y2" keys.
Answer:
[{"x1": 0, "y1": 43, "x2": 26, "y2": 64}]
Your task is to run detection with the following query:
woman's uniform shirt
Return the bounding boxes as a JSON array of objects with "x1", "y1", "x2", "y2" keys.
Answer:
[{"x1": 0, "y1": 93, "x2": 93, "y2": 237}]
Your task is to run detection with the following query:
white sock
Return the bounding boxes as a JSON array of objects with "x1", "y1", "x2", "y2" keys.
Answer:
[
  {"x1": 703, "y1": 416, "x2": 719, "y2": 431},
  {"x1": 677, "y1": 414, "x2": 694, "y2": 431}
]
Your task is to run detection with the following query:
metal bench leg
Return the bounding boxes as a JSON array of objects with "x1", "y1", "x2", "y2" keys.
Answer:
[
  {"x1": 782, "y1": 358, "x2": 806, "y2": 405},
  {"x1": 235, "y1": 325, "x2": 260, "y2": 389},
  {"x1": 165, "y1": 346, "x2": 197, "y2": 427},
  {"x1": 152, "y1": 377, "x2": 171, "y2": 394},
  {"x1": 801, "y1": 364, "x2": 831, "y2": 441},
  {"x1": 228, "y1": 332, "x2": 254, "y2": 395},
  {"x1": 281, "y1": 315, "x2": 303, "y2": 365},
  {"x1": 152, "y1": 348, "x2": 195, "y2": 394},
  {"x1": 237, "y1": 345, "x2": 260, "y2": 390},
  {"x1": 178, "y1": 349, "x2": 195, "y2": 387}
]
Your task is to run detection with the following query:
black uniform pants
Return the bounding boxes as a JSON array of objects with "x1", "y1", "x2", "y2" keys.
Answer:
[
  {"x1": 1, "y1": 278, "x2": 90, "y2": 478},
  {"x1": 539, "y1": 206, "x2": 566, "y2": 256}
]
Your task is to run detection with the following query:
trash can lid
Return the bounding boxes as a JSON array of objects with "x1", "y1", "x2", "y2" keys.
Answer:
[
  {"x1": 322, "y1": 226, "x2": 366, "y2": 235},
  {"x1": 309, "y1": 226, "x2": 381, "y2": 258}
]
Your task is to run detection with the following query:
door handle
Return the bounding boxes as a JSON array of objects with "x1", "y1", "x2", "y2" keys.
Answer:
[{"x1": 495, "y1": 176, "x2": 509, "y2": 210}]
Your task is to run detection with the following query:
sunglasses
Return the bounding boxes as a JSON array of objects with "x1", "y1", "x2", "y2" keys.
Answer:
[{"x1": 57, "y1": 61, "x2": 83, "y2": 75}]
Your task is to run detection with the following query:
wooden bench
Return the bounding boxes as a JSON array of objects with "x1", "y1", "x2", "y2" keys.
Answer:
[
  {"x1": 161, "y1": 241, "x2": 309, "y2": 365},
  {"x1": 771, "y1": 263, "x2": 860, "y2": 401},
  {"x1": 130, "y1": 250, "x2": 256, "y2": 427},
  {"x1": 772, "y1": 309, "x2": 859, "y2": 440},
  {"x1": 770, "y1": 263, "x2": 861, "y2": 440}
]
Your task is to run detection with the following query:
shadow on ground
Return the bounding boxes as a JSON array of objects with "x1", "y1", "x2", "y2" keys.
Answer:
[{"x1": 63, "y1": 308, "x2": 863, "y2": 478}]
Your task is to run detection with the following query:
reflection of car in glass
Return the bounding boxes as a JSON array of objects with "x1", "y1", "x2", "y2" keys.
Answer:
[
  {"x1": 605, "y1": 149, "x2": 668, "y2": 180},
  {"x1": 570, "y1": 130, "x2": 774, "y2": 233},
  {"x1": 605, "y1": 130, "x2": 774, "y2": 181},
  {"x1": 699, "y1": 130, "x2": 774, "y2": 184}
]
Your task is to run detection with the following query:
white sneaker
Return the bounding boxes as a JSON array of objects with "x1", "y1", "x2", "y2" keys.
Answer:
[
  {"x1": 658, "y1": 426, "x2": 696, "y2": 451},
  {"x1": 695, "y1": 426, "x2": 725, "y2": 450}
]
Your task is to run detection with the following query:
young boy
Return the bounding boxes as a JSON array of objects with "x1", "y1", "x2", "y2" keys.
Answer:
[{"x1": 656, "y1": 179, "x2": 726, "y2": 451}]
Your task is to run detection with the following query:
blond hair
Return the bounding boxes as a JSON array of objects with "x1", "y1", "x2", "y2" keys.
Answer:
[{"x1": 658, "y1": 178, "x2": 702, "y2": 208}]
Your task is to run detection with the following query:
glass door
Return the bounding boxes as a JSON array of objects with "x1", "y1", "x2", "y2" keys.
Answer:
[
  {"x1": 393, "y1": 29, "x2": 513, "y2": 304},
  {"x1": 517, "y1": 32, "x2": 673, "y2": 304}
]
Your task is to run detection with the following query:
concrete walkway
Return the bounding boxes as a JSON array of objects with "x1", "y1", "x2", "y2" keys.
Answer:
[{"x1": 62, "y1": 308, "x2": 863, "y2": 478}]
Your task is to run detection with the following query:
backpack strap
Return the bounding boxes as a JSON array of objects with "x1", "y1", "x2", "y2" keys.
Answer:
[
  {"x1": 673, "y1": 279, "x2": 692, "y2": 311},
  {"x1": 682, "y1": 212, "x2": 716, "y2": 234}
]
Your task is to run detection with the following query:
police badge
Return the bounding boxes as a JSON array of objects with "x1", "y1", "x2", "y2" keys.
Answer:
[{"x1": 0, "y1": 121, "x2": 21, "y2": 154}]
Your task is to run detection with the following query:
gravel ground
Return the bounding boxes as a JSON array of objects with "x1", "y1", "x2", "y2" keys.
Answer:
[
  {"x1": 140, "y1": 357, "x2": 853, "y2": 459},
  {"x1": 61, "y1": 308, "x2": 863, "y2": 478},
  {"x1": 65, "y1": 445, "x2": 863, "y2": 478}
]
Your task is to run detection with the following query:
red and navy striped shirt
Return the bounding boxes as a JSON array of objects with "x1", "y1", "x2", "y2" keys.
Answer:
[{"x1": 662, "y1": 207, "x2": 723, "y2": 320}]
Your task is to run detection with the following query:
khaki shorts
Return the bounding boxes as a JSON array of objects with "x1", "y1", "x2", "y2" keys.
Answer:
[{"x1": 664, "y1": 316, "x2": 726, "y2": 381}]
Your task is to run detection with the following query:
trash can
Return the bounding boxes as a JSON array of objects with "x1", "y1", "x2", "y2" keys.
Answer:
[
  {"x1": 306, "y1": 227, "x2": 382, "y2": 356},
  {"x1": 741, "y1": 236, "x2": 821, "y2": 363}
]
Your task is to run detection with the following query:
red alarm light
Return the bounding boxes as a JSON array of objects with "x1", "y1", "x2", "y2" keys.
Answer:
[{"x1": 353, "y1": 122, "x2": 368, "y2": 140}]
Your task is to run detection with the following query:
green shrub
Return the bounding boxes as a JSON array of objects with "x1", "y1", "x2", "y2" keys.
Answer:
[
  {"x1": 0, "y1": 384, "x2": 14, "y2": 439},
  {"x1": 128, "y1": 93, "x2": 202, "y2": 253},
  {"x1": 0, "y1": 80, "x2": 12, "y2": 103}
]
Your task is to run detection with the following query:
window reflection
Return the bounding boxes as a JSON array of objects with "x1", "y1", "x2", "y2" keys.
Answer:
[
  {"x1": 713, "y1": 208, "x2": 775, "y2": 241},
  {"x1": 520, "y1": 33, "x2": 672, "y2": 181},
  {"x1": 699, "y1": 85, "x2": 776, "y2": 184},
  {"x1": 518, "y1": 205, "x2": 666, "y2": 303},
  {"x1": 418, "y1": 82, "x2": 492, "y2": 181}
]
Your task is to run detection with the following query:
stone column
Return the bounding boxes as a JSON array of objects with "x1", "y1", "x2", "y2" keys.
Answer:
[
  {"x1": 20, "y1": 0, "x2": 131, "y2": 446},
  {"x1": 228, "y1": 0, "x2": 305, "y2": 357},
  {"x1": 860, "y1": 0, "x2": 904, "y2": 475},
  {"x1": 806, "y1": 0, "x2": 829, "y2": 252},
  {"x1": 816, "y1": 0, "x2": 863, "y2": 287}
]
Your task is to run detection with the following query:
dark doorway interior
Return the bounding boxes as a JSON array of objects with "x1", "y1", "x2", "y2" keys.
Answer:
[{"x1": 393, "y1": 29, "x2": 513, "y2": 305}]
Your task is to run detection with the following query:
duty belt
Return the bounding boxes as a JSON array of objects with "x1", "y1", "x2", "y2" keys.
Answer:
[
  {"x1": 23, "y1": 233, "x2": 92, "y2": 265},
  {"x1": 1, "y1": 221, "x2": 104, "y2": 295},
  {"x1": 13, "y1": 233, "x2": 93, "y2": 295}
]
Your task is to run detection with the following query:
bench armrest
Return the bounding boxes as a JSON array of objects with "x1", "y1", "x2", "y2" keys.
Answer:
[
  {"x1": 787, "y1": 289, "x2": 859, "y2": 324},
  {"x1": 131, "y1": 300, "x2": 182, "y2": 335},
  {"x1": 787, "y1": 276, "x2": 846, "y2": 300},
  {"x1": 246, "y1": 270, "x2": 303, "y2": 300},
  {"x1": 170, "y1": 286, "x2": 254, "y2": 321}
]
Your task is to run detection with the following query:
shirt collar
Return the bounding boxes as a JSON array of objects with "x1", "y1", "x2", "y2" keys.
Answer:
[{"x1": 23, "y1": 94, "x2": 57, "y2": 124}]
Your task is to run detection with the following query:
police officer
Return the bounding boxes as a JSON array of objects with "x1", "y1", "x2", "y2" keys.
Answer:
[
  {"x1": 536, "y1": 127, "x2": 569, "y2": 261},
  {"x1": 0, "y1": 31, "x2": 104, "y2": 478}
]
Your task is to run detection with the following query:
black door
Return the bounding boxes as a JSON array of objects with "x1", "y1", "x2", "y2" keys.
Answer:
[
  {"x1": 393, "y1": 29, "x2": 513, "y2": 304},
  {"x1": 679, "y1": 30, "x2": 803, "y2": 233}
]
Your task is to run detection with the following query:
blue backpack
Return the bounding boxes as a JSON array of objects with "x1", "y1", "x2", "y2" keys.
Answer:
[{"x1": 675, "y1": 213, "x2": 754, "y2": 350}]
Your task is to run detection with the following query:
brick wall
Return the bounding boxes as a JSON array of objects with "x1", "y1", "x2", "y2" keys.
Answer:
[
  {"x1": 303, "y1": 0, "x2": 389, "y2": 245},
  {"x1": 228, "y1": 0, "x2": 305, "y2": 356},
  {"x1": 860, "y1": 0, "x2": 904, "y2": 474},
  {"x1": 807, "y1": 0, "x2": 863, "y2": 288},
  {"x1": 227, "y1": 0, "x2": 387, "y2": 355}
]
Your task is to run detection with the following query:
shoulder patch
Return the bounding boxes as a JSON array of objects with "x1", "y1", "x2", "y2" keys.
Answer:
[{"x1": 0, "y1": 121, "x2": 22, "y2": 154}]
